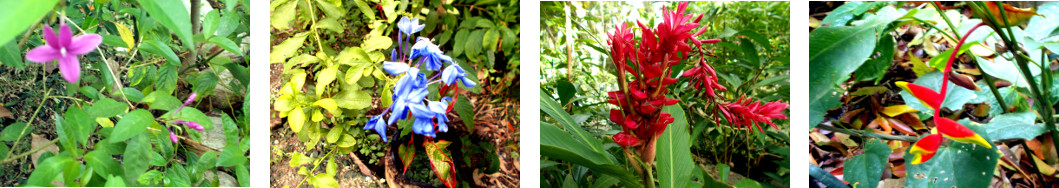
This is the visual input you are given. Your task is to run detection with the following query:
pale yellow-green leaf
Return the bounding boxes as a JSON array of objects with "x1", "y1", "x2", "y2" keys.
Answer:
[
  {"x1": 312, "y1": 174, "x2": 339, "y2": 188},
  {"x1": 270, "y1": 0, "x2": 298, "y2": 30},
  {"x1": 274, "y1": 95, "x2": 294, "y2": 112},
  {"x1": 882, "y1": 105, "x2": 918, "y2": 117},
  {"x1": 270, "y1": 32, "x2": 309, "y2": 64},
  {"x1": 289, "y1": 107, "x2": 305, "y2": 132},
  {"x1": 314, "y1": 17, "x2": 344, "y2": 33},
  {"x1": 289, "y1": 152, "x2": 314, "y2": 167},
  {"x1": 315, "y1": 67, "x2": 337, "y2": 98},
  {"x1": 326, "y1": 125, "x2": 342, "y2": 143},
  {"x1": 338, "y1": 133, "x2": 356, "y2": 148},
  {"x1": 291, "y1": 71, "x2": 307, "y2": 94},
  {"x1": 96, "y1": 117, "x2": 114, "y2": 128},
  {"x1": 114, "y1": 23, "x2": 136, "y2": 49},
  {"x1": 311, "y1": 110, "x2": 323, "y2": 122},
  {"x1": 335, "y1": 89, "x2": 372, "y2": 110},
  {"x1": 313, "y1": 98, "x2": 338, "y2": 114},
  {"x1": 361, "y1": 35, "x2": 392, "y2": 52}
]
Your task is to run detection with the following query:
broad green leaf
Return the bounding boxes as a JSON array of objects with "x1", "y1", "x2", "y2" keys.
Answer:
[
  {"x1": 208, "y1": 37, "x2": 245, "y2": 57},
  {"x1": 352, "y1": 0, "x2": 375, "y2": 20},
  {"x1": 193, "y1": 71, "x2": 220, "y2": 95},
  {"x1": 163, "y1": 107, "x2": 215, "y2": 131},
  {"x1": 142, "y1": 91, "x2": 181, "y2": 111},
  {"x1": 982, "y1": 112, "x2": 1045, "y2": 141},
  {"x1": 155, "y1": 64, "x2": 179, "y2": 94},
  {"x1": 809, "y1": 7, "x2": 903, "y2": 128},
  {"x1": 314, "y1": 17, "x2": 344, "y2": 33},
  {"x1": 26, "y1": 154, "x2": 75, "y2": 186},
  {"x1": 114, "y1": 22, "x2": 136, "y2": 49},
  {"x1": 455, "y1": 97, "x2": 475, "y2": 130},
  {"x1": 221, "y1": 114, "x2": 240, "y2": 146},
  {"x1": 540, "y1": 92, "x2": 605, "y2": 155},
  {"x1": 425, "y1": 140, "x2": 457, "y2": 187},
  {"x1": 314, "y1": 0, "x2": 345, "y2": 17},
  {"x1": 119, "y1": 87, "x2": 146, "y2": 103},
  {"x1": 739, "y1": 38, "x2": 760, "y2": 67},
  {"x1": 312, "y1": 174, "x2": 340, "y2": 188},
  {"x1": 898, "y1": 71, "x2": 977, "y2": 115},
  {"x1": 165, "y1": 164, "x2": 190, "y2": 187},
  {"x1": 905, "y1": 119, "x2": 998, "y2": 187},
  {"x1": 556, "y1": 80, "x2": 576, "y2": 105},
  {"x1": 88, "y1": 98, "x2": 128, "y2": 118},
  {"x1": 0, "y1": 41, "x2": 24, "y2": 69},
  {"x1": 235, "y1": 164, "x2": 249, "y2": 187},
  {"x1": 125, "y1": 134, "x2": 152, "y2": 186},
  {"x1": 194, "y1": 151, "x2": 217, "y2": 182},
  {"x1": 541, "y1": 123, "x2": 640, "y2": 187},
  {"x1": 105, "y1": 175, "x2": 127, "y2": 187},
  {"x1": 656, "y1": 105, "x2": 695, "y2": 188},
  {"x1": 483, "y1": 29, "x2": 500, "y2": 52},
  {"x1": 361, "y1": 35, "x2": 392, "y2": 52},
  {"x1": 139, "y1": 40, "x2": 181, "y2": 67},
  {"x1": 289, "y1": 107, "x2": 305, "y2": 132},
  {"x1": 398, "y1": 142, "x2": 415, "y2": 173},
  {"x1": 137, "y1": 170, "x2": 163, "y2": 186},
  {"x1": 202, "y1": 9, "x2": 220, "y2": 38},
  {"x1": 326, "y1": 125, "x2": 343, "y2": 143},
  {"x1": 216, "y1": 142, "x2": 247, "y2": 167},
  {"x1": 223, "y1": 62, "x2": 250, "y2": 88},
  {"x1": 289, "y1": 152, "x2": 315, "y2": 167},
  {"x1": 327, "y1": 157, "x2": 337, "y2": 176},
  {"x1": 316, "y1": 67, "x2": 338, "y2": 98},
  {"x1": 820, "y1": 1, "x2": 863, "y2": 26},
  {"x1": 465, "y1": 30, "x2": 484, "y2": 60},
  {"x1": 110, "y1": 109, "x2": 154, "y2": 143},
  {"x1": 85, "y1": 150, "x2": 122, "y2": 178},
  {"x1": 55, "y1": 113, "x2": 81, "y2": 157},
  {"x1": 0, "y1": 122, "x2": 30, "y2": 141},
  {"x1": 139, "y1": 0, "x2": 194, "y2": 50},
  {"x1": 270, "y1": 32, "x2": 309, "y2": 64},
  {"x1": 0, "y1": 0, "x2": 61, "y2": 46},
  {"x1": 338, "y1": 133, "x2": 356, "y2": 148},
  {"x1": 853, "y1": 34, "x2": 894, "y2": 82},
  {"x1": 843, "y1": 139, "x2": 891, "y2": 188},
  {"x1": 334, "y1": 89, "x2": 371, "y2": 110},
  {"x1": 64, "y1": 107, "x2": 95, "y2": 147},
  {"x1": 270, "y1": 0, "x2": 298, "y2": 30}
]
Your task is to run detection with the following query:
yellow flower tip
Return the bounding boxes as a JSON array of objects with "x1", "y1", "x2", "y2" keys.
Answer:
[{"x1": 947, "y1": 134, "x2": 993, "y2": 149}]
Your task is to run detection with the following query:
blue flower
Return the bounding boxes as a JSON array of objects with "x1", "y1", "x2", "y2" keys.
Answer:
[
  {"x1": 382, "y1": 61, "x2": 410, "y2": 75},
  {"x1": 364, "y1": 116, "x2": 389, "y2": 142},
  {"x1": 429, "y1": 98, "x2": 451, "y2": 133},
  {"x1": 409, "y1": 37, "x2": 452, "y2": 71},
  {"x1": 397, "y1": 17, "x2": 425, "y2": 36},
  {"x1": 412, "y1": 115, "x2": 436, "y2": 137},
  {"x1": 389, "y1": 85, "x2": 429, "y2": 125},
  {"x1": 441, "y1": 63, "x2": 477, "y2": 88}
]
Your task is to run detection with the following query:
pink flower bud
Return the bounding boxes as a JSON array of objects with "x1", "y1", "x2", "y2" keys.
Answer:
[{"x1": 169, "y1": 131, "x2": 178, "y2": 143}]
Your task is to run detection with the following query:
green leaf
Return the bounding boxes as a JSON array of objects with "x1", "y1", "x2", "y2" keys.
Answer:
[
  {"x1": 289, "y1": 107, "x2": 306, "y2": 132},
  {"x1": 843, "y1": 139, "x2": 891, "y2": 188},
  {"x1": 424, "y1": 140, "x2": 457, "y2": 187},
  {"x1": 105, "y1": 175, "x2": 127, "y2": 187},
  {"x1": 809, "y1": 7, "x2": 903, "y2": 128},
  {"x1": 0, "y1": 0, "x2": 61, "y2": 46},
  {"x1": 223, "y1": 62, "x2": 250, "y2": 88},
  {"x1": 194, "y1": 151, "x2": 218, "y2": 182},
  {"x1": 905, "y1": 119, "x2": 998, "y2": 187},
  {"x1": 352, "y1": 0, "x2": 375, "y2": 20},
  {"x1": 898, "y1": 71, "x2": 976, "y2": 114},
  {"x1": 193, "y1": 71, "x2": 220, "y2": 95},
  {"x1": 65, "y1": 106, "x2": 95, "y2": 148},
  {"x1": 26, "y1": 154, "x2": 75, "y2": 186},
  {"x1": 657, "y1": 105, "x2": 695, "y2": 188},
  {"x1": 314, "y1": 0, "x2": 345, "y2": 17},
  {"x1": 541, "y1": 123, "x2": 640, "y2": 187},
  {"x1": 0, "y1": 40, "x2": 24, "y2": 69},
  {"x1": 0, "y1": 142, "x2": 7, "y2": 160},
  {"x1": 110, "y1": 109, "x2": 154, "y2": 143},
  {"x1": 465, "y1": 30, "x2": 484, "y2": 60},
  {"x1": 155, "y1": 64, "x2": 179, "y2": 95},
  {"x1": 398, "y1": 142, "x2": 415, "y2": 173},
  {"x1": 982, "y1": 112, "x2": 1045, "y2": 141},
  {"x1": 334, "y1": 89, "x2": 372, "y2": 110},
  {"x1": 271, "y1": 0, "x2": 298, "y2": 30},
  {"x1": 453, "y1": 29, "x2": 468, "y2": 56},
  {"x1": 455, "y1": 96, "x2": 475, "y2": 130},
  {"x1": 142, "y1": 91, "x2": 181, "y2": 111},
  {"x1": 361, "y1": 35, "x2": 393, "y2": 52},
  {"x1": 139, "y1": 40, "x2": 182, "y2": 67},
  {"x1": 853, "y1": 33, "x2": 894, "y2": 82},
  {"x1": 314, "y1": 17, "x2": 344, "y2": 33},
  {"x1": 137, "y1": 170, "x2": 163, "y2": 186},
  {"x1": 125, "y1": 134, "x2": 153, "y2": 186},
  {"x1": 164, "y1": 107, "x2": 215, "y2": 132},
  {"x1": 208, "y1": 37, "x2": 245, "y2": 57},
  {"x1": 85, "y1": 150, "x2": 123, "y2": 178},
  {"x1": 483, "y1": 29, "x2": 500, "y2": 52},
  {"x1": 165, "y1": 164, "x2": 190, "y2": 187},
  {"x1": 556, "y1": 80, "x2": 576, "y2": 105},
  {"x1": 820, "y1": 1, "x2": 863, "y2": 26},
  {"x1": 312, "y1": 174, "x2": 340, "y2": 188},
  {"x1": 221, "y1": 114, "x2": 240, "y2": 146},
  {"x1": 540, "y1": 92, "x2": 605, "y2": 155},
  {"x1": 270, "y1": 32, "x2": 309, "y2": 64},
  {"x1": 337, "y1": 133, "x2": 356, "y2": 148},
  {"x1": 327, "y1": 156, "x2": 337, "y2": 176},
  {"x1": 316, "y1": 66, "x2": 338, "y2": 98},
  {"x1": 139, "y1": 0, "x2": 194, "y2": 50},
  {"x1": 217, "y1": 142, "x2": 247, "y2": 167},
  {"x1": 88, "y1": 98, "x2": 128, "y2": 118},
  {"x1": 289, "y1": 152, "x2": 315, "y2": 167},
  {"x1": 738, "y1": 38, "x2": 760, "y2": 67},
  {"x1": 326, "y1": 125, "x2": 343, "y2": 143},
  {"x1": 235, "y1": 164, "x2": 249, "y2": 187},
  {"x1": 202, "y1": 9, "x2": 220, "y2": 38},
  {"x1": 0, "y1": 122, "x2": 30, "y2": 141}
]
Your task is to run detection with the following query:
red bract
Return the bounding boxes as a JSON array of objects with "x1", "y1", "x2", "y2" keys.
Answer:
[
  {"x1": 606, "y1": 2, "x2": 720, "y2": 147},
  {"x1": 719, "y1": 96, "x2": 790, "y2": 133}
]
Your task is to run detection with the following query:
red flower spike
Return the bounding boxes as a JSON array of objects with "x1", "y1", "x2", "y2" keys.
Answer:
[
  {"x1": 934, "y1": 118, "x2": 992, "y2": 148},
  {"x1": 719, "y1": 97, "x2": 790, "y2": 133},
  {"x1": 909, "y1": 133, "x2": 943, "y2": 164},
  {"x1": 613, "y1": 132, "x2": 641, "y2": 147},
  {"x1": 895, "y1": 81, "x2": 943, "y2": 110},
  {"x1": 609, "y1": 109, "x2": 624, "y2": 125}
]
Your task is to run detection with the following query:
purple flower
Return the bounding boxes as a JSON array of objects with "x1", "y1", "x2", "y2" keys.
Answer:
[
  {"x1": 169, "y1": 130, "x2": 178, "y2": 143},
  {"x1": 175, "y1": 120, "x2": 204, "y2": 131},
  {"x1": 25, "y1": 23, "x2": 102, "y2": 83},
  {"x1": 176, "y1": 92, "x2": 198, "y2": 112}
]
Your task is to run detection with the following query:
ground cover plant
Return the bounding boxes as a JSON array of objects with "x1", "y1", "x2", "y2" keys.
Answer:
[
  {"x1": 539, "y1": 1, "x2": 790, "y2": 187},
  {"x1": 0, "y1": 0, "x2": 250, "y2": 187},
  {"x1": 268, "y1": 0, "x2": 520, "y2": 187},
  {"x1": 809, "y1": 1, "x2": 1059, "y2": 187}
]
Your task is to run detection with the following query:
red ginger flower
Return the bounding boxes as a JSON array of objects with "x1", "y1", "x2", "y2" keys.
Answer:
[
  {"x1": 719, "y1": 96, "x2": 789, "y2": 133},
  {"x1": 606, "y1": 2, "x2": 719, "y2": 147}
]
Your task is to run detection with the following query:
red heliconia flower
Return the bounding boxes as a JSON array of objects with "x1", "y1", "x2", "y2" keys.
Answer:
[
  {"x1": 909, "y1": 132, "x2": 943, "y2": 165},
  {"x1": 719, "y1": 96, "x2": 790, "y2": 133},
  {"x1": 683, "y1": 58, "x2": 726, "y2": 97},
  {"x1": 613, "y1": 132, "x2": 641, "y2": 147}
]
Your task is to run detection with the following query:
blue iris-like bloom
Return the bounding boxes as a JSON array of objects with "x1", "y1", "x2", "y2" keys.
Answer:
[
  {"x1": 382, "y1": 61, "x2": 410, "y2": 75},
  {"x1": 397, "y1": 17, "x2": 425, "y2": 36},
  {"x1": 364, "y1": 116, "x2": 388, "y2": 142},
  {"x1": 409, "y1": 37, "x2": 452, "y2": 71},
  {"x1": 429, "y1": 98, "x2": 451, "y2": 133},
  {"x1": 441, "y1": 63, "x2": 477, "y2": 88}
]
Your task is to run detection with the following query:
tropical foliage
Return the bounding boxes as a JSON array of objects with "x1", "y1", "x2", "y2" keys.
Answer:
[
  {"x1": 540, "y1": 1, "x2": 790, "y2": 187},
  {"x1": 0, "y1": 0, "x2": 250, "y2": 186}
]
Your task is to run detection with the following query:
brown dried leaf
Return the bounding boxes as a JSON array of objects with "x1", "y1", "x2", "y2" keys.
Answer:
[{"x1": 0, "y1": 105, "x2": 11, "y2": 119}]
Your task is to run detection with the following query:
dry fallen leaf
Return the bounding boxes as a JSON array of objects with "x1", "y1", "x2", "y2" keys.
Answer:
[
  {"x1": 0, "y1": 105, "x2": 12, "y2": 119},
  {"x1": 30, "y1": 134, "x2": 58, "y2": 167}
]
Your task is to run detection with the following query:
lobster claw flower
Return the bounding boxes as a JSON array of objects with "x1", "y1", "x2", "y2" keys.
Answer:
[
  {"x1": 935, "y1": 117, "x2": 992, "y2": 148},
  {"x1": 909, "y1": 133, "x2": 943, "y2": 164},
  {"x1": 895, "y1": 81, "x2": 943, "y2": 110}
]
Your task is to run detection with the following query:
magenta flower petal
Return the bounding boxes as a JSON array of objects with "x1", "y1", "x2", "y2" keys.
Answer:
[
  {"x1": 25, "y1": 46, "x2": 60, "y2": 63},
  {"x1": 57, "y1": 55, "x2": 80, "y2": 83},
  {"x1": 67, "y1": 34, "x2": 102, "y2": 55},
  {"x1": 58, "y1": 24, "x2": 72, "y2": 47},
  {"x1": 42, "y1": 25, "x2": 59, "y2": 49},
  {"x1": 169, "y1": 131, "x2": 178, "y2": 143}
]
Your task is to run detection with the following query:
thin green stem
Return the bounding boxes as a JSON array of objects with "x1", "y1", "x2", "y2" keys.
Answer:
[
  {"x1": 933, "y1": 1, "x2": 961, "y2": 39},
  {"x1": 912, "y1": 16, "x2": 958, "y2": 42},
  {"x1": 814, "y1": 125, "x2": 919, "y2": 142}
]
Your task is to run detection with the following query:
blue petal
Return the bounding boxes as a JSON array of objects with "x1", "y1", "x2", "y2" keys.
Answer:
[
  {"x1": 388, "y1": 100, "x2": 408, "y2": 125},
  {"x1": 429, "y1": 100, "x2": 447, "y2": 114},
  {"x1": 382, "y1": 61, "x2": 410, "y2": 75},
  {"x1": 441, "y1": 65, "x2": 459, "y2": 85},
  {"x1": 409, "y1": 102, "x2": 434, "y2": 119},
  {"x1": 461, "y1": 77, "x2": 478, "y2": 88}
]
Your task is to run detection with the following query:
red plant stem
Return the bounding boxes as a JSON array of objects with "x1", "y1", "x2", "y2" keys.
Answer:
[{"x1": 937, "y1": 22, "x2": 985, "y2": 118}]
